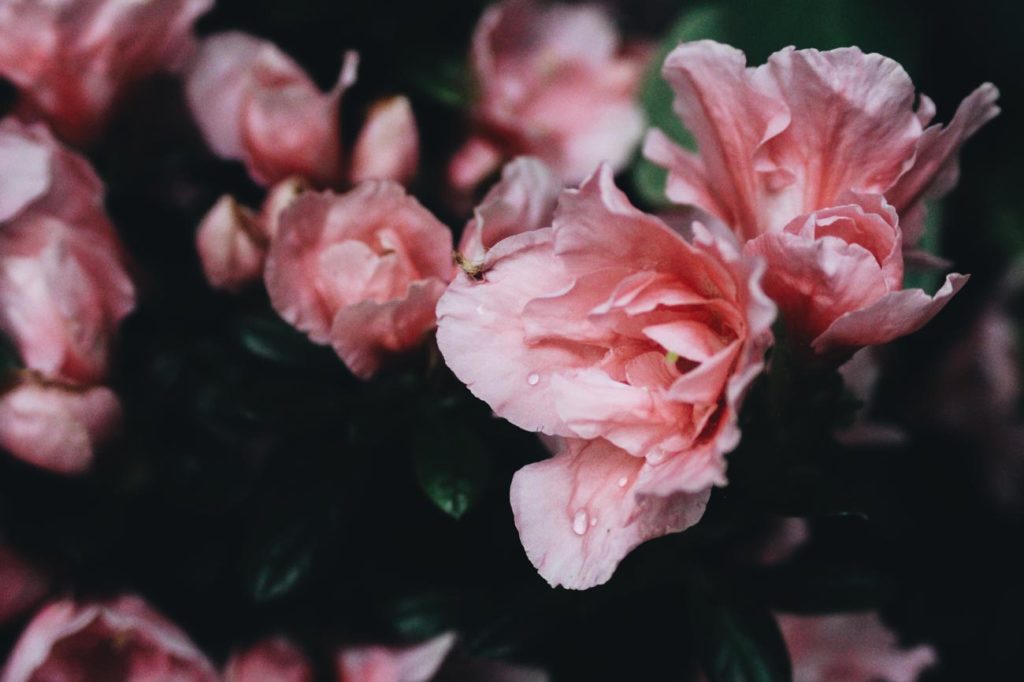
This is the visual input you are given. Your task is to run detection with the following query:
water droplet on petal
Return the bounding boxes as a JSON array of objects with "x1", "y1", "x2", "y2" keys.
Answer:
[
  {"x1": 527, "y1": 373, "x2": 540, "y2": 386},
  {"x1": 589, "y1": 516, "x2": 598, "y2": 527},
  {"x1": 572, "y1": 509, "x2": 588, "y2": 535},
  {"x1": 617, "y1": 476, "x2": 629, "y2": 488}
]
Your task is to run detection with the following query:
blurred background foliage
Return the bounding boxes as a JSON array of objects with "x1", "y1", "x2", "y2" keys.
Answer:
[{"x1": 1, "y1": 0, "x2": 1022, "y2": 680}]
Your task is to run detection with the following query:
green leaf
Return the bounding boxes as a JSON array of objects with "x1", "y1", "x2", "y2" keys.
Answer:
[
  {"x1": 246, "y1": 525, "x2": 317, "y2": 604},
  {"x1": 631, "y1": 4, "x2": 728, "y2": 208},
  {"x1": 413, "y1": 416, "x2": 491, "y2": 519},
  {"x1": 687, "y1": 566, "x2": 793, "y2": 682}
]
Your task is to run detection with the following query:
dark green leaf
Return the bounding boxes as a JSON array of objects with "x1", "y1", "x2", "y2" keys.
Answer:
[
  {"x1": 413, "y1": 417, "x2": 491, "y2": 519},
  {"x1": 687, "y1": 566, "x2": 793, "y2": 682}
]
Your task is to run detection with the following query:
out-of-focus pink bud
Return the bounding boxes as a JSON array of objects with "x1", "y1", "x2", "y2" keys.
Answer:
[
  {"x1": 0, "y1": 545, "x2": 49, "y2": 626},
  {"x1": 225, "y1": 637, "x2": 314, "y2": 682},
  {"x1": 196, "y1": 195, "x2": 265, "y2": 292},
  {"x1": 351, "y1": 96, "x2": 420, "y2": 186}
]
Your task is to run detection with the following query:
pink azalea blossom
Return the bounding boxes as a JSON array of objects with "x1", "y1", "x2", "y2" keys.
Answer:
[
  {"x1": 225, "y1": 637, "x2": 314, "y2": 682},
  {"x1": 0, "y1": 376, "x2": 121, "y2": 474},
  {"x1": 265, "y1": 182, "x2": 452, "y2": 379},
  {"x1": 0, "y1": 545, "x2": 49, "y2": 626},
  {"x1": 449, "y1": 0, "x2": 648, "y2": 189},
  {"x1": 745, "y1": 193, "x2": 967, "y2": 355},
  {"x1": 437, "y1": 165, "x2": 775, "y2": 588},
  {"x1": 1, "y1": 595, "x2": 218, "y2": 682},
  {"x1": 777, "y1": 612, "x2": 937, "y2": 682},
  {"x1": 186, "y1": 32, "x2": 357, "y2": 187},
  {"x1": 644, "y1": 41, "x2": 999, "y2": 243},
  {"x1": 0, "y1": 119, "x2": 134, "y2": 384},
  {"x1": 457, "y1": 156, "x2": 560, "y2": 266},
  {"x1": 337, "y1": 632, "x2": 547, "y2": 682},
  {"x1": 0, "y1": 0, "x2": 213, "y2": 144}
]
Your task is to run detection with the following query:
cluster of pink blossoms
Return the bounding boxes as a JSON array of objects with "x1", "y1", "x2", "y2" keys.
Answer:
[{"x1": 0, "y1": 0, "x2": 1000, "y2": 679}]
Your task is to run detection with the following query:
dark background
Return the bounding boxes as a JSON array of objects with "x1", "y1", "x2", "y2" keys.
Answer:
[{"x1": 1, "y1": 1, "x2": 1022, "y2": 680}]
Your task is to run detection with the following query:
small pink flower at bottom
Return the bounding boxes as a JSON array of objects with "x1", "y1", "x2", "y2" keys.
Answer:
[
  {"x1": 437, "y1": 165, "x2": 775, "y2": 588},
  {"x1": 225, "y1": 637, "x2": 314, "y2": 682},
  {"x1": 1, "y1": 596, "x2": 218, "y2": 682},
  {"x1": 265, "y1": 182, "x2": 452, "y2": 379},
  {"x1": 777, "y1": 612, "x2": 937, "y2": 682},
  {"x1": 337, "y1": 632, "x2": 548, "y2": 682},
  {"x1": 744, "y1": 193, "x2": 967, "y2": 357}
]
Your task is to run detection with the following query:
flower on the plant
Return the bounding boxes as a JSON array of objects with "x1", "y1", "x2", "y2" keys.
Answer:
[
  {"x1": 449, "y1": 0, "x2": 649, "y2": 190},
  {"x1": 225, "y1": 637, "x2": 313, "y2": 682},
  {"x1": 265, "y1": 182, "x2": 452, "y2": 379},
  {"x1": 437, "y1": 165, "x2": 775, "y2": 588},
  {"x1": 777, "y1": 612, "x2": 937, "y2": 682},
  {"x1": 1, "y1": 596, "x2": 218, "y2": 682},
  {"x1": 0, "y1": 0, "x2": 213, "y2": 144}
]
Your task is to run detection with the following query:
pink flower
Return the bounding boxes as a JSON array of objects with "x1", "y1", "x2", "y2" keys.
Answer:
[
  {"x1": 0, "y1": 545, "x2": 49, "y2": 626},
  {"x1": 644, "y1": 41, "x2": 999, "y2": 244},
  {"x1": 0, "y1": 0, "x2": 213, "y2": 144},
  {"x1": 225, "y1": 637, "x2": 313, "y2": 682},
  {"x1": 350, "y1": 96, "x2": 420, "y2": 187},
  {"x1": 745, "y1": 193, "x2": 967, "y2": 355},
  {"x1": 1, "y1": 595, "x2": 218, "y2": 682},
  {"x1": 0, "y1": 375, "x2": 121, "y2": 474},
  {"x1": 457, "y1": 156, "x2": 560, "y2": 267},
  {"x1": 186, "y1": 32, "x2": 357, "y2": 187},
  {"x1": 265, "y1": 182, "x2": 452, "y2": 379},
  {"x1": 436, "y1": 165, "x2": 775, "y2": 588},
  {"x1": 449, "y1": 0, "x2": 648, "y2": 189},
  {"x1": 336, "y1": 632, "x2": 548, "y2": 682},
  {"x1": 0, "y1": 119, "x2": 135, "y2": 386},
  {"x1": 777, "y1": 612, "x2": 937, "y2": 682}
]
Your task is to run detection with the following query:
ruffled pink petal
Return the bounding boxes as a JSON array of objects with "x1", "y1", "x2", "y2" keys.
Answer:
[
  {"x1": 510, "y1": 438, "x2": 710, "y2": 589},
  {"x1": 1, "y1": 595, "x2": 218, "y2": 682},
  {"x1": 0, "y1": 126, "x2": 51, "y2": 222},
  {"x1": 0, "y1": 378, "x2": 121, "y2": 475},
  {"x1": 331, "y1": 278, "x2": 448, "y2": 379},
  {"x1": 195, "y1": 195, "x2": 266, "y2": 292},
  {"x1": 653, "y1": 40, "x2": 790, "y2": 240},
  {"x1": 0, "y1": 546, "x2": 50, "y2": 626},
  {"x1": 350, "y1": 96, "x2": 420, "y2": 186},
  {"x1": 887, "y1": 83, "x2": 1000, "y2": 245},
  {"x1": 778, "y1": 612, "x2": 937, "y2": 682},
  {"x1": 762, "y1": 47, "x2": 922, "y2": 221},
  {"x1": 458, "y1": 156, "x2": 560, "y2": 265},
  {"x1": 437, "y1": 229, "x2": 583, "y2": 437},
  {"x1": 813, "y1": 273, "x2": 968, "y2": 354},
  {"x1": 336, "y1": 632, "x2": 456, "y2": 682},
  {"x1": 225, "y1": 637, "x2": 313, "y2": 682}
]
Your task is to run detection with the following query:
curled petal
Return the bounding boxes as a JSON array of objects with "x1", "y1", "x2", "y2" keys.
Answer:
[
  {"x1": 336, "y1": 632, "x2": 455, "y2": 682},
  {"x1": 511, "y1": 438, "x2": 710, "y2": 589},
  {"x1": 813, "y1": 273, "x2": 969, "y2": 354}
]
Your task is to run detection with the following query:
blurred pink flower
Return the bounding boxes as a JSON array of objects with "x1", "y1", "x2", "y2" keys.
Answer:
[
  {"x1": 457, "y1": 156, "x2": 560, "y2": 267},
  {"x1": 265, "y1": 182, "x2": 452, "y2": 379},
  {"x1": 745, "y1": 193, "x2": 967, "y2": 356},
  {"x1": 645, "y1": 41, "x2": 998, "y2": 244},
  {"x1": 0, "y1": 119, "x2": 135, "y2": 385},
  {"x1": 437, "y1": 165, "x2": 775, "y2": 588},
  {"x1": 1, "y1": 595, "x2": 218, "y2": 682},
  {"x1": 225, "y1": 637, "x2": 314, "y2": 682},
  {"x1": 187, "y1": 32, "x2": 357, "y2": 187},
  {"x1": 777, "y1": 612, "x2": 936, "y2": 682},
  {"x1": 0, "y1": 376, "x2": 121, "y2": 474},
  {"x1": 350, "y1": 96, "x2": 420, "y2": 188},
  {"x1": 0, "y1": 545, "x2": 49, "y2": 626},
  {"x1": 0, "y1": 0, "x2": 213, "y2": 144},
  {"x1": 450, "y1": 0, "x2": 648, "y2": 189},
  {"x1": 0, "y1": 119, "x2": 132, "y2": 473},
  {"x1": 337, "y1": 632, "x2": 548, "y2": 682}
]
